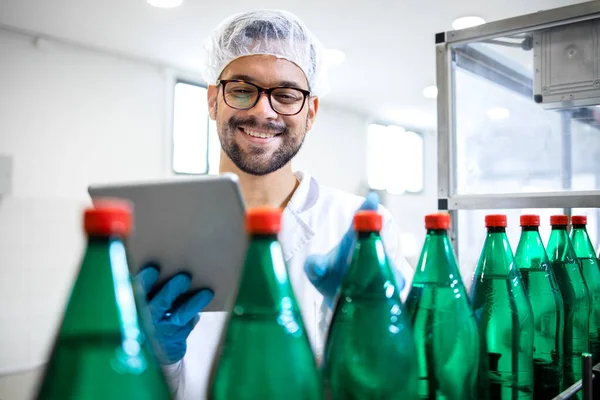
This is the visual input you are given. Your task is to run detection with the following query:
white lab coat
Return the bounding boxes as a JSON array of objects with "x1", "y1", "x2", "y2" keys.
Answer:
[{"x1": 163, "y1": 170, "x2": 414, "y2": 399}]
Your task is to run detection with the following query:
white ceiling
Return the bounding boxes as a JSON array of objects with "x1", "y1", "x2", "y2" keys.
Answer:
[{"x1": 0, "y1": 0, "x2": 590, "y2": 130}]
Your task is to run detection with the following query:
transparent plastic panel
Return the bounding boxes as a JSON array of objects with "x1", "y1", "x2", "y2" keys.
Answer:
[{"x1": 451, "y1": 24, "x2": 600, "y2": 196}]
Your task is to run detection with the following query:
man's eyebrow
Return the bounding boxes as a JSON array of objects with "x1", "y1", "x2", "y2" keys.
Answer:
[
  {"x1": 225, "y1": 74, "x2": 307, "y2": 91},
  {"x1": 278, "y1": 81, "x2": 307, "y2": 91}
]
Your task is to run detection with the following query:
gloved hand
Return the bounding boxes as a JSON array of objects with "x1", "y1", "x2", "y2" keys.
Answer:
[
  {"x1": 304, "y1": 192, "x2": 405, "y2": 308},
  {"x1": 135, "y1": 265, "x2": 214, "y2": 365}
]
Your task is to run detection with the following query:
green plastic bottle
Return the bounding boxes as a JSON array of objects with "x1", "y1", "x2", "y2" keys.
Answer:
[
  {"x1": 405, "y1": 213, "x2": 479, "y2": 399},
  {"x1": 469, "y1": 214, "x2": 534, "y2": 400},
  {"x1": 208, "y1": 207, "x2": 322, "y2": 400},
  {"x1": 323, "y1": 210, "x2": 418, "y2": 400},
  {"x1": 547, "y1": 215, "x2": 590, "y2": 388},
  {"x1": 569, "y1": 215, "x2": 600, "y2": 364},
  {"x1": 35, "y1": 200, "x2": 172, "y2": 400},
  {"x1": 514, "y1": 214, "x2": 564, "y2": 398}
]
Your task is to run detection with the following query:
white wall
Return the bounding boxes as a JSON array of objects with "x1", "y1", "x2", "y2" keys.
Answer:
[
  {"x1": 0, "y1": 28, "x2": 436, "y2": 399},
  {"x1": 293, "y1": 105, "x2": 369, "y2": 195},
  {"x1": 0, "y1": 30, "x2": 172, "y2": 399}
]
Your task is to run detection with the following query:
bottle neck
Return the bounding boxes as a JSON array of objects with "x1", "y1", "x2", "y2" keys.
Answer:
[
  {"x1": 357, "y1": 230, "x2": 381, "y2": 239},
  {"x1": 341, "y1": 229, "x2": 399, "y2": 299},
  {"x1": 519, "y1": 227, "x2": 541, "y2": 241},
  {"x1": 414, "y1": 229, "x2": 462, "y2": 285},
  {"x1": 547, "y1": 225, "x2": 576, "y2": 262},
  {"x1": 521, "y1": 226, "x2": 538, "y2": 232},
  {"x1": 234, "y1": 233, "x2": 296, "y2": 313},
  {"x1": 249, "y1": 233, "x2": 278, "y2": 240},
  {"x1": 60, "y1": 234, "x2": 141, "y2": 338},
  {"x1": 476, "y1": 228, "x2": 515, "y2": 276},
  {"x1": 549, "y1": 225, "x2": 569, "y2": 242},
  {"x1": 515, "y1": 227, "x2": 549, "y2": 271},
  {"x1": 426, "y1": 228, "x2": 448, "y2": 235},
  {"x1": 571, "y1": 225, "x2": 596, "y2": 258}
]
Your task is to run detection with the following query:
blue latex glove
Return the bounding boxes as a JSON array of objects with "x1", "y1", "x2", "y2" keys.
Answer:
[
  {"x1": 304, "y1": 192, "x2": 405, "y2": 308},
  {"x1": 135, "y1": 265, "x2": 214, "y2": 365}
]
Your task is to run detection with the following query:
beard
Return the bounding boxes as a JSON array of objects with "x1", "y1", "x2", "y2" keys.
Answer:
[{"x1": 216, "y1": 104, "x2": 307, "y2": 176}]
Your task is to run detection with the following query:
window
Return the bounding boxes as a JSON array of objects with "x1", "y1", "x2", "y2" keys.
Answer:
[
  {"x1": 367, "y1": 124, "x2": 424, "y2": 194},
  {"x1": 172, "y1": 81, "x2": 220, "y2": 175}
]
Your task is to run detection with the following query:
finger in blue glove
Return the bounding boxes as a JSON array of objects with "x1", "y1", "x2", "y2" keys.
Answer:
[
  {"x1": 136, "y1": 265, "x2": 160, "y2": 294},
  {"x1": 134, "y1": 264, "x2": 214, "y2": 365},
  {"x1": 304, "y1": 191, "x2": 380, "y2": 307}
]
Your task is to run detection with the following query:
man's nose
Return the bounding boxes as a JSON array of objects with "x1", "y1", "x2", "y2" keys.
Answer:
[{"x1": 247, "y1": 93, "x2": 278, "y2": 120}]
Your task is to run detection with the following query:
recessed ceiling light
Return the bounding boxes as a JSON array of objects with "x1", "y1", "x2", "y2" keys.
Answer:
[
  {"x1": 422, "y1": 86, "x2": 438, "y2": 99},
  {"x1": 147, "y1": 0, "x2": 183, "y2": 8},
  {"x1": 487, "y1": 107, "x2": 510, "y2": 120},
  {"x1": 325, "y1": 48, "x2": 346, "y2": 66},
  {"x1": 452, "y1": 16, "x2": 486, "y2": 30}
]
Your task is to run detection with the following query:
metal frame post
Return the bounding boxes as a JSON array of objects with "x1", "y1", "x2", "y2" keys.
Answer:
[{"x1": 436, "y1": 4, "x2": 600, "y2": 399}]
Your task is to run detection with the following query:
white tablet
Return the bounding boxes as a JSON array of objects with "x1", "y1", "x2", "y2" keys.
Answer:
[{"x1": 88, "y1": 173, "x2": 247, "y2": 312}]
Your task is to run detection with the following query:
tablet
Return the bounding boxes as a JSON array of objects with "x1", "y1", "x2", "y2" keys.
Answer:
[{"x1": 88, "y1": 173, "x2": 247, "y2": 312}]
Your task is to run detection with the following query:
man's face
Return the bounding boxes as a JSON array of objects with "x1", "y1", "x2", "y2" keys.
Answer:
[{"x1": 208, "y1": 55, "x2": 319, "y2": 176}]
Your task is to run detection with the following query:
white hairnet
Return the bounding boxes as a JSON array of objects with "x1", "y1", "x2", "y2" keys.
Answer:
[{"x1": 202, "y1": 9, "x2": 328, "y2": 96}]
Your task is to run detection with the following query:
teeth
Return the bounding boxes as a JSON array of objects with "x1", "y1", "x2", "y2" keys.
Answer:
[{"x1": 243, "y1": 129, "x2": 277, "y2": 139}]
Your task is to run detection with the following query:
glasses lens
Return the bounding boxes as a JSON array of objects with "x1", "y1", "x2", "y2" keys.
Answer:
[
  {"x1": 271, "y1": 88, "x2": 305, "y2": 115},
  {"x1": 224, "y1": 82, "x2": 259, "y2": 109}
]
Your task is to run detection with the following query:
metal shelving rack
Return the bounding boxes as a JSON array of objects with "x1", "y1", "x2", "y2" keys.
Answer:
[{"x1": 435, "y1": 2, "x2": 600, "y2": 399}]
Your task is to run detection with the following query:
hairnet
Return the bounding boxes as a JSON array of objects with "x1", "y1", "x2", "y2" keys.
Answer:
[{"x1": 202, "y1": 9, "x2": 328, "y2": 96}]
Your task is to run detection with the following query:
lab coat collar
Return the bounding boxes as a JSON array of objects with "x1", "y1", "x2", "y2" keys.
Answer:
[{"x1": 280, "y1": 170, "x2": 317, "y2": 261}]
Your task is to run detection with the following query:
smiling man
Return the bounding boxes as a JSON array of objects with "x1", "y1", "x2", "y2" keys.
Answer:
[
  {"x1": 136, "y1": 9, "x2": 414, "y2": 398},
  {"x1": 208, "y1": 55, "x2": 315, "y2": 208}
]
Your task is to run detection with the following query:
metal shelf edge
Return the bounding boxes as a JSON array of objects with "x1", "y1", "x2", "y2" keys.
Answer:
[{"x1": 443, "y1": 191, "x2": 600, "y2": 210}]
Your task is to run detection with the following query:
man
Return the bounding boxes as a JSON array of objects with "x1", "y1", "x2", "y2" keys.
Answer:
[{"x1": 136, "y1": 9, "x2": 414, "y2": 399}]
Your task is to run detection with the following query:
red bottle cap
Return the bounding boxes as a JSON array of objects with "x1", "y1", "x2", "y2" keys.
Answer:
[
  {"x1": 485, "y1": 214, "x2": 507, "y2": 228},
  {"x1": 520, "y1": 214, "x2": 540, "y2": 227},
  {"x1": 550, "y1": 215, "x2": 569, "y2": 226},
  {"x1": 245, "y1": 207, "x2": 282, "y2": 234},
  {"x1": 84, "y1": 198, "x2": 132, "y2": 236},
  {"x1": 354, "y1": 210, "x2": 383, "y2": 232},
  {"x1": 571, "y1": 215, "x2": 587, "y2": 225},
  {"x1": 425, "y1": 213, "x2": 450, "y2": 230}
]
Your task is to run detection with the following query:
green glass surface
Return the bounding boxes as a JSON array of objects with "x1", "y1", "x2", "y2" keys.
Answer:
[
  {"x1": 405, "y1": 228, "x2": 479, "y2": 400},
  {"x1": 570, "y1": 224, "x2": 600, "y2": 364},
  {"x1": 323, "y1": 230, "x2": 418, "y2": 400},
  {"x1": 208, "y1": 234, "x2": 322, "y2": 400},
  {"x1": 514, "y1": 226, "x2": 564, "y2": 398},
  {"x1": 470, "y1": 227, "x2": 534, "y2": 400},
  {"x1": 547, "y1": 225, "x2": 590, "y2": 388},
  {"x1": 36, "y1": 237, "x2": 172, "y2": 400}
]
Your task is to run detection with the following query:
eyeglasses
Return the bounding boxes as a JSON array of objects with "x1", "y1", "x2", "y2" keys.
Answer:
[{"x1": 218, "y1": 79, "x2": 311, "y2": 116}]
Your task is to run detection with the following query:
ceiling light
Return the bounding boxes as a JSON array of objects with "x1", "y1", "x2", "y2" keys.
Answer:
[
  {"x1": 422, "y1": 86, "x2": 438, "y2": 99},
  {"x1": 325, "y1": 48, "x2": 346, "y2": 66},
  {"x1": 452, "y1": 16, "x2": 486, "y2": 30},
  {"x1": 487, "y1": 107, "x2": 510, "y2": 120},
  {"x1": 147, "y1": 0, "x2": 183, "y2": 8}
]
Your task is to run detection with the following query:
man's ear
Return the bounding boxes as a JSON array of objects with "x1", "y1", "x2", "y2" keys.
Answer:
[
  {"x1": 306, "y1": 96, "x2": 319, "y2": 131},
  {"x1": 208, "y1": 85, "x2": 218, "y2": 120}
]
